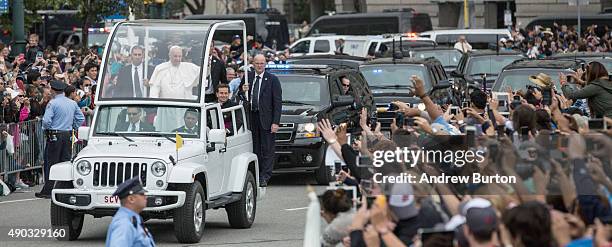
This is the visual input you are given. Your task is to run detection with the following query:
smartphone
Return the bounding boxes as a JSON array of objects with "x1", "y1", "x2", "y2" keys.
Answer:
[
  {"x1": 360, "y1": 179, "x2": 373, "y2": 196},
  {"x1": 581, "y1": 62, "x2": 586, "y2": 71},
  {"x1": 513, "y1": 95, "x2": 521, "y2": 101},
  {"x1": 334, "y1": 161, "x2": 342, "y2": 174},
  {"x1": 462, "y1": 101, "x2": 469, "y2": 108},
  {"x1": 450, "y1": 106, "x2": 460, "y2": 115},
  {"x1": 418, "y1": 228, "x2": 455, "y2": 246},
  {"x1": 520, "y1": 126, "x2": 529, "y2": 139},
  {"x1": 369, "y1": 116, "x2": 377, "y2": 131},
  {"x1": 388, "y1": 103, "x2": 399, "y2": 111},
  {"x1": 396, "y1": 112, "x2": 405, "y2": 127},
  {"x1": 406, "y1": 117, "x2": 416, "y2": 127},
  {"x1": 36, "y1": 51, "x2": 43, "y2": 59},
  {"x1": 588, "y1": 118, "x2": 606, "y2": 130},
  {"x1": 542, "y1": 89, "x2": 552, "y2": 106}
]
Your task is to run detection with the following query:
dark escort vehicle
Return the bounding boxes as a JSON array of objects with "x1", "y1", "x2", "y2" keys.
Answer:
[
  {"x1": 450, "y1": 50, "x2": 524, "y2": 91},
  {"x1": 266, "y1": 64, "x2": 374, "y2": 184},
  {"x1": 359, "y1": 56, "x2": 452, "y2": 134}
]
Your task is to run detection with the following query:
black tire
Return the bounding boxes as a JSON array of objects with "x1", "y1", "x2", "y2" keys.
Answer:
[
  {"x1": 50, "y1": 181, "x2": 84, "y2": 241},
  {"x1": 173, "y1": 182, "x2": 205, "y2": 243},
  {"x1": 226, "y1": 172, "x2": 257, "y2": 228}
]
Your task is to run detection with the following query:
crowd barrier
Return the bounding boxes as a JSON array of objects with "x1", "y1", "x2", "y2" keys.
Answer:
[{"x1": 1, "y1": 119, "x2": 86, "y2": 179}]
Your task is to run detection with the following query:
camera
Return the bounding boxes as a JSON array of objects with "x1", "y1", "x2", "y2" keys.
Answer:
[{"x1": 588, "y1": 118, "x2": 607, "y2": 130}]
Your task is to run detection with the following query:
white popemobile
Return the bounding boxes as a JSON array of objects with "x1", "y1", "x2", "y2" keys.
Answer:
[{"x1": 48, "y1": 20, "x2": 263, "y2": 243}]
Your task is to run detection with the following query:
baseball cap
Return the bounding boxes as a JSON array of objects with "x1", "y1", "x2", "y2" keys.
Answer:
[
  {"x1": 465, "y1": 206, "x2": 498, "y2": 236},
  {"x1": 388, "y1": 183, "x2": 418, "y2": 220},
  {"x1": 232, "y1": 35, "x2": 241, "y2": 40}
]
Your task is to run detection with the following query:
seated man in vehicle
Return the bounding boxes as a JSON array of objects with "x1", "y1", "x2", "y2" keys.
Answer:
[
  {"x1": 173, "y1": 109, "x2": 200, "y2": 135},
  {"x1": 216, "y1": 84, "x2": 242, "y2": 136},
  {"x1": 114, "y1": 106, "x2": 156, "y2": 132},
  {"x1": 340, "y1": 76, "x2": 352, "y2": 95}
]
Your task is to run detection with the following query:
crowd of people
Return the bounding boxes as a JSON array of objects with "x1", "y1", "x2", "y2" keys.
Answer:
[
  {"x1": 314, "y1": 66, "x2": 612, "y2": 246},
  {"x1": 502, "y1": 24, "x2": 612, "y2": 57},
  {"x1": 1, "y1": 33, "x2": 98, "y2": 193}
]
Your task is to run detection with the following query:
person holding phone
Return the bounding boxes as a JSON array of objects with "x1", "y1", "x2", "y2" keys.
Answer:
[
  {"x1": 25, "y1": 33, "x2": 43, "y2": 65},
  {"x1": 560, "y1": 61, "x2": 612, "y2": 118},
  {"x1": 319, "y1": 189, "x2": 355, "y2": 247}
]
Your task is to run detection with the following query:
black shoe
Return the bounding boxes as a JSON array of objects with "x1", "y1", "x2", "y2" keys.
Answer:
[
  {"x1": 259, "y1": 180, "x2": 268, "y2": 187},
  {"x1": 35, "y1": 193, "x2": 51, "y2": 199}
]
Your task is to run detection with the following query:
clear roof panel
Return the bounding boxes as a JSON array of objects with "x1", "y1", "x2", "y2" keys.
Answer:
[{"x1": 97, "y1": 22, "x2": 213, "y2": 102}]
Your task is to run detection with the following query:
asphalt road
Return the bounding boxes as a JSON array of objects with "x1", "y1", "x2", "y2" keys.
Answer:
[{"x1": 0, "y1": 173, "x2": 326, "y2": 247}]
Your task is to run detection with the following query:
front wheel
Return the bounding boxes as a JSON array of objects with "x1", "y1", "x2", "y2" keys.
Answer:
[
  {"x1": 50, "y1": 181, "x2": 84, "y2": 241},
  {"x1": 173, "y1": 182, "x2": 205, "y2": 243},
  {"x1": 226, "y1": 171, "x2": 257, "y2": 228}
]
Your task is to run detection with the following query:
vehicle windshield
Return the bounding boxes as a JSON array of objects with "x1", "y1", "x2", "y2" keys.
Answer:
[
  {"x1": 276, "y1": 75, "x2": 329, "y2": 105},
  {"x1": 466, "y1": 55, "x2": 522, "y2": 76},
  {"x1": 412, "y1": 50, "x2": 462, "y2": 67},
  {"x1": 493, "y1": 69, "x2": 563, "y2": 92},
  {"x1": 360, "y1": 64, "x2": 431, "y2": 90},
  {"x1": 94, "y1": 105, "x2": 201, "y2": 138},
  {"x1": 88, "y1": 33, "x2": 109, "y2": 47},
  {"x1": 98, "y1": 22, "x2": 210, "y2": 102}
]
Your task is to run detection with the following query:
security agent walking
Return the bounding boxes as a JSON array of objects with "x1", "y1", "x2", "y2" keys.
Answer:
[
  {"x1": 106, "y1": 178, "x2": 156, "y2": 247},
  {"x1": 35, "y1": 80, "x2": 85, "y2": 199},
  {"x1": 245, "y1": 54, "x2": 282, "y2": 186}
]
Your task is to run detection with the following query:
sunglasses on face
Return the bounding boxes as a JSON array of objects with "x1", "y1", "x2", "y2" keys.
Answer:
[
  {"x1": 342, "y1": 83, "x2": 350, "y2": 87},
  {"x1": 83, "y1": 84, "x2": 92, "y2": 87}
]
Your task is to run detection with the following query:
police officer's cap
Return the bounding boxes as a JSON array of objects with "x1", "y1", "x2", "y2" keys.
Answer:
[
  {"x1": 50, "y1": 80, "x2": 67, "y2": 91},
  {"x1": 112, "y1": 178, "x2": 148, "y2": 199}
]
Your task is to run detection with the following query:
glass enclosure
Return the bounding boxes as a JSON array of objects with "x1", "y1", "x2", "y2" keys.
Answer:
[
  {"x1": 493, "y1": 69, "x2": 563, "y2": 92},
  {"x1": 94, "y1": 105, "x2": 201, "y2": 138},
  {"x1": 466, "y1": 55, "x2": 523, "y2": 76},
  {"x1": 277, "y1": 76, "x2": 329, "y2": 105},
  {"x1": 98, "y1": 22, "x2": 211, "y2": 102}
]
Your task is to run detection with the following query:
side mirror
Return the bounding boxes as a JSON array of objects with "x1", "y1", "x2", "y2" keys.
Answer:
[
  {"x1": 78, "y1": 127, "x2": 90, "y2": 141},
  {"x1": 208, "y1": 129, "x2": 226, "y2": 145},
  {"x1": 332, "y1": 95, "x2": 355, "y2": 107},
  {"x1": 450, "y1": 70, "x2": 462, "y2": 78}
]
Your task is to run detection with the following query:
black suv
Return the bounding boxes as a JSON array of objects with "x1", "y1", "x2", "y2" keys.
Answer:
[
  {"x1": 266, "y1": 64, "x2": 374, "y2": 184},
  {"x1": 492, "y1": 59, "x2": 582, "y2": 92},
  {"x1": 409, "y1": 47, "x2": 463, "y2": 74},
  {"x1": 450, "y1": 50, "x2": 524, "y2": 90},
  {"x1": 359, "y1": 56, "x2": 452, "y2": 133},
  {"x1": 550, "y1": 52, "x2": 612, "y2": 78}
]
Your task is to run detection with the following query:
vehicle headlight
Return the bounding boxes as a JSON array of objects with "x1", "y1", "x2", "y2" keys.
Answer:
[
  {"x1": 296, "y1": 123, "x2": 318, "y2": 138},
  {"x1": 151, "y1": 161, "x2": 166, "y2": 177},
  {"x1": 76, "y1": 160, "x2": 91, "y2": 176}
]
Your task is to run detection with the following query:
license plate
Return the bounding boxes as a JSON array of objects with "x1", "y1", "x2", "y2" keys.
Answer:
[{"x1": 102, "y1": 195, "x2": 120, "y2": 204}]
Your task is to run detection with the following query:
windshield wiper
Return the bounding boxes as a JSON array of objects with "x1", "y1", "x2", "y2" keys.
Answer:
[
  {"x1": 369, "y1": 85, "x2": 413, "y2": 89},
  {"x1": 282, "y1": 100, "x2": 312, "y2": 105},
  {"x1": 134, "y1": 132, "x2": 176, "y2": 143},
  {"x1": 469, "y1": 73, "x2": 498, "y2": 77},
  {"x1": 98, "y1": 132, "x2": 134, "y2": 142}
]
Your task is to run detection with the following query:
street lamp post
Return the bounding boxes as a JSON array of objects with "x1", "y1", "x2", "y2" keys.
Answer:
[{"x1": 11, "y1": 0, "x2": 26, "y2": 56}]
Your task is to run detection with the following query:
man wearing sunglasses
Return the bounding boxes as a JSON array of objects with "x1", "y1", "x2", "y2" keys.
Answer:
[
  {"x1": 340, "y1": 76, "x2": 351, "y2": 95},
  {"x1": 114, "y1": 106, "x2": 155, "y2": 132}
]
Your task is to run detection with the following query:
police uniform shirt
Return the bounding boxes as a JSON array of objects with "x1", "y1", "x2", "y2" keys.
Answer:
[
  {"x1": 42, "y1": 94, "x2": 85, "y2": 131},
  {"x1": 105, "y1": 207, "x2": 155, "y2": 247}
]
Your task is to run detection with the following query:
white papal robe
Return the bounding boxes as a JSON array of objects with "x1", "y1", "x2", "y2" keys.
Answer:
[{"x1": 149, "y1": 61, "x2": 201, "y2": 131}]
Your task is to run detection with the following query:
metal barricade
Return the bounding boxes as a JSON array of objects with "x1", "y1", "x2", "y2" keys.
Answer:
[
  {"x1": 0, "y1": 119, "x2": 87, "y2": 178},
  {"x1": 1, "y1": 120, "x2": 45, "y2": 177}
]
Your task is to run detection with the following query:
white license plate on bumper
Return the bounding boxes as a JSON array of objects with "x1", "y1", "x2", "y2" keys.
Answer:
[{"x1": 100, "y1": 195, "x2": 120, "y2": 205}]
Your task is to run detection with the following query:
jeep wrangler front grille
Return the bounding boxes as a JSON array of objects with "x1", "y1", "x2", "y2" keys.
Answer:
[{"x1": 93, "y1": 162, "x2": 147, "y2": 187}]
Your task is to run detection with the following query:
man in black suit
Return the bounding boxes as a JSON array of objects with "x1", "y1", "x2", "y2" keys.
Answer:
[
  {"x1": 115, "y1": 107, "x2": 155, "y2": 132},
  {"x1": 114, "y1": 46, "x2": 154, "y2": 98},
  {"x1": 246, "y1": 54, "x2": 282, "y2": 186},
  {"x1": 204, "y1": 45, "x2": 228, "y2": 103},
  {"x1": 174, "y1": 109, "x2": 199, "y2": 135}
]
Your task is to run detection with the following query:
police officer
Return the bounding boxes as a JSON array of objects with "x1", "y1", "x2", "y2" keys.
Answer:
[
  {"x1": 35, "y1": 80, "x2": 85, "y2": 199},
  {"x1": 106, "y1": 178, "x2": 155, "y2": 247}
]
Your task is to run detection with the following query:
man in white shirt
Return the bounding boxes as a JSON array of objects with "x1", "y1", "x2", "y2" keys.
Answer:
[{"x1": 454, "y1": 35, "x2": 473, "y2": 53}]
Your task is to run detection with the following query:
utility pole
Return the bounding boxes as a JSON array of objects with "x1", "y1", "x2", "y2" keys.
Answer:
[
  {"x1": 463, "y1": 0, "x2": 469, "y2": 28},
  {"x1": 11, "y1": 0, "x2": 26, "y2": 56}
]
